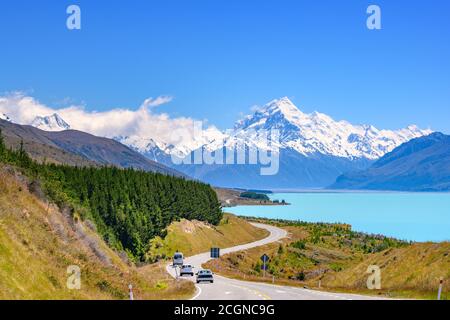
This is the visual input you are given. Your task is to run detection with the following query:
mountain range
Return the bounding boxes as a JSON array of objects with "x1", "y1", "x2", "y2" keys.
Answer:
[
  {"x1": 116, "y1": 97, "x2": 432, "y2": 188},
  {"x1": 331, "y1": 132, "x2": 450, "y2": 191},
  {"x1": 0, "y1": 119, "x2": 182, "y2": 177},
  {"x1": 0, "y1": 113, "x2": 11, "y2": 122},
  {"x1": 117, "y1": 97, "x2": 431, "y2": 161},
  {"x1": 0, "y1": 97, "x2": 434, "y2": 189},
  {"x1": 31, "y1": 113, "x2": 71, "y2": 131}
]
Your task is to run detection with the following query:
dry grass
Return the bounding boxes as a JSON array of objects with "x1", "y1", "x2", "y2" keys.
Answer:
[
  {"x1": 204, "y1": 220, "x2": 449, "y2": 300},
  {"x1": 0, "y1": 166, "x2": 194, "y2": 300},
  {"x1": 146, "y1": 213, "x2": 269, "y2": 260},
  {"x1": 321, "y1": 242, "x2": 450, "y2": 299}
]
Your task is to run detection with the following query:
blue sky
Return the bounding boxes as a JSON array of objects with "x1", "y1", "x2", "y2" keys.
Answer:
[{"x1": 1, "y1": 0, "x2": 449, "y2": 132}]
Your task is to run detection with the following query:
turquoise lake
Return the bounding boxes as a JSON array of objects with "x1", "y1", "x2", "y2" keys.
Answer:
[{"x1": 226, "y1": 193, "x2": 450, "y2": 242}]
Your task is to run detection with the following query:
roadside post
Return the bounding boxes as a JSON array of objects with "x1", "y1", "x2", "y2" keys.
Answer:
[
  {"x1": 437, "y1": 277, "x2": 444, "y2": 300},
  {"x1": 173, "y1": 264, "x2": 179, "y2": 280},
  {"x1": 260, "y1": 254, "x2": 270, "y2": 278},
  {"x1": 128, "y1": 284, "x2": 134, "y2": 301}
]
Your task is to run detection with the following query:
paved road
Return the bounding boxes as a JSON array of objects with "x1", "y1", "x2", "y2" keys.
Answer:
[{"x1": 167, "y1": 223, "x2": 383, "y2": 300}]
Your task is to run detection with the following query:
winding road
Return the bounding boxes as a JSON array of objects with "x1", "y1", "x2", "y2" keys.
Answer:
[{"x1": 167, "y1": 223, "x2": 383, "y2": 300}]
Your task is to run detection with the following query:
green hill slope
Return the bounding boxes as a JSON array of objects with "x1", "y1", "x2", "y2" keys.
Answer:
[
  {"x1": 0, "y1": 129, "x2": 222, "y2": 262},
  {"x1": 146, "y1": 214, "x2": 269, "y2": 260},
  {"x1": 0, "y1": 165, "x2": 194, "y2": 299}
]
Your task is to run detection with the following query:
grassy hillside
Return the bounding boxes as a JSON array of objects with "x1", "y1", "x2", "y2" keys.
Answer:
[
  {"x1": 322, "y1": 242, "x2": 450, "y2": 299},
  {"x1": 204, "y1": 217, "x2": 448, "y2": 299},
  {"x1": 0, "y1": 130, "x2": 222, "y2": 262},
  {"x1": 0, "y1": 165, "x2": 194, "y2": 300},
  {"x1": 146, "y1": 214, "x2": 269, "y2": 261},
  {"x1": 0, "y1": 130, "x2": 273, "y2": 300}
]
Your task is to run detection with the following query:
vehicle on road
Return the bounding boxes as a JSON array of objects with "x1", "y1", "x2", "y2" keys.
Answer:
[
  {"x1": 196, "y1": 269, "x2": 214, "y2": 283},
  {"x1": 180, "y1": 265, "x2": 194, "y2": 277},
  {"x1": 173, "y1": 252, "x2": 184, "y2": 266}
]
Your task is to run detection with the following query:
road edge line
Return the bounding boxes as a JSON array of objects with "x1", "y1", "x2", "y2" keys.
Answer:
[{"x1": 190, "y1": 285, "x2": 202, "y2": 300}]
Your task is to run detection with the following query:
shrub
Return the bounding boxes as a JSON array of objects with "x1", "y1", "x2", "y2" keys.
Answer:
[{"x1": 291, "y1": 240, "x2": 306, "y2": 250}]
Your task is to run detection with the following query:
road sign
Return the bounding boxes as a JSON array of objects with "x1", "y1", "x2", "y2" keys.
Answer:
[
  {"x1": 211, "y1": 247, "x2": 220, "y2": 258},
  {"x1": 260, "y1": 254, "x2": 270, "y2": 277}
]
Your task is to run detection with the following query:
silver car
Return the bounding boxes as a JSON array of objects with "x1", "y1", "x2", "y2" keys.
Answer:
[
  {"x1": 196, "y1": 269, "x2": 214, "y2": 283},
  {"x1": 180, "y1": 265, "x2": 194, "y2": 277},
  {"x1": 173, "y1": 252, "x2": 184, "y2": 266}
]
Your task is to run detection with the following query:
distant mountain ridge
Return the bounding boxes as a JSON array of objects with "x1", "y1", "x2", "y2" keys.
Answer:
[
  {"x1": 232, "y1": 97, "x2": 431, "y2": 160},
  {"x1": 0, "y1": 119, "x2": 183, "y2": 177},
  {"x1": 1, "y1": 97, "x2": 433, "y2": 188},
  {"x1": 116, "y1": 97, "x2": 431, "y2": 188},
  {"x1": 331, "y1": 132, "x2": 450, "y2": 191},
  {"x1": 0, "y1": 113, "x2": 11, "y2": 122},
  {"x1": 117, "y1": 97, "x2": 432, "y2": 162},
  {"x1": 31, "y1": 113, "x2": 71, "y2": 131}
]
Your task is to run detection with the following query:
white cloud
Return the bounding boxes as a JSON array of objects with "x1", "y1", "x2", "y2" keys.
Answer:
[
  {"x1": 140, "y1": 96, "x2": 173, "y2": 109},
  {"x1": 0, "y1": 92, "x2": 218, "y2": 146}
]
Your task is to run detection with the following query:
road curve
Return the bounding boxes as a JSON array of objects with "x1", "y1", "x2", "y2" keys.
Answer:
[{"x1": 167, "y1": 223, "x2": 383, "y2": 300}]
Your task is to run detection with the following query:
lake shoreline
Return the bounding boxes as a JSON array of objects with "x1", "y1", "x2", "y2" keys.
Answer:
[
  {"x1": 225, "y1": 192, "x2": 450, "y2": 243},
  {"x1": 264, "y1": 189, "x2": 450, "y2": 194}
]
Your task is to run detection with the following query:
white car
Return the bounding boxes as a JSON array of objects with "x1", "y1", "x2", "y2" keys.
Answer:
[
  {"x1": 180, "y1": 265, "x2": 194, "y2": 277},
  {"x1": 173, "y1": 252, "x2": 184, "y2": 266},
  {"x1": 196, "y1": 269, "x2": 214, "y2": 284}
]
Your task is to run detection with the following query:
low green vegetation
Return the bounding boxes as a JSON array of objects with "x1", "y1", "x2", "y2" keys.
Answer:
[
  {"x1": 146, "y1": 214, "x2": 269, "y2": 262},
  {"x1": 277, "y1": 219, "x2": 409, "y2": 254},
  {"x1": 239, "y1": 192, "x2": 270, "y2": 201},
  {"x1": 0, "y1": 130, "x2": 222, "y2": 262},
  {"x1": 205, "y1": 216, "x2": 448, "y2": 299},
  {"x1": 0, "y1": 164, "x2": 194, "y2": 299},
  {"x1": 253, "y1": 220, "x2": 408, "y2": 280}
]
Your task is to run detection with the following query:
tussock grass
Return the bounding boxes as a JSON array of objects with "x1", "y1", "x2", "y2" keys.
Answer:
[
  {"x1": 204, "y1": 217, "x2": 449, "y2": 299},
  {"x1": 0, "y1": 166, "x2": 194, "y2": 300},
  {"x1": 322, "y1": 242, "x2": 450, "y2": 299},
  {"x1": 146, "y1": 214, "x2": 269, "y2": 261}
]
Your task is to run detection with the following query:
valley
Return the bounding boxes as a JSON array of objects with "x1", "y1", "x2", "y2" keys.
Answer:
[
  {"x1": 116, "y1": 97, "x2": 431, "y2": 189},
  {"x1": 1, "y1": 96, "x2": 432, "y2": 189},
  {"x1": 0, "y1": 102, "x2": 448, "y2": 301},
  {"x1": 1, "y1": 0, "x2": 449, "y2": 307}
]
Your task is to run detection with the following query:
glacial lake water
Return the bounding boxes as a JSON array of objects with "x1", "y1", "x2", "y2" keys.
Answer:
[{"x1": 226, "y1": 192, "x2": 450, "y2": 242}]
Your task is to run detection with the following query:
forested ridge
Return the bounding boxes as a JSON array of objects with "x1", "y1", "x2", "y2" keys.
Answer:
[{"x1": 0, "y1": 130, "x2": 222, "y2": 261}]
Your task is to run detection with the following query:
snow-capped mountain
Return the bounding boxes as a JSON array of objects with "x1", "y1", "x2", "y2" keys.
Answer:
[
  {"x1": 118, "y1": 97, "x2": 431, "y2": 162},
  {"x1": 0, "y1": 113, "x2": 11, "y2": 122},
  {"x1": 233, "y1": 97, "x2": 432, "y2": 160},
  {"x1": 3, "y1": 96, "x2": 432, "y2": 188},
  {"x1": 31, "y1": 113, "x2": 71, "y2": 132},
  {"x1": 115, "y1": 97, "x2": 432, "y2": 188},
  {"x1": 116, "y1": 125, "x2": 229, "y2": 161}
]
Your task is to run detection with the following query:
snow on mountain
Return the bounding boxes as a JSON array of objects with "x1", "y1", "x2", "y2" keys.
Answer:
[
  {"x1": 0, "y1": 113, "x2": 11, "y2": 122},
  {"x1": 31, "y1": 113, "x2": 71, "y2": 132},
  {"x1": 115, "y1": 97, "x2": 432, "y2": 164},
  {"x1": 116, "y1": 125, "x2": 229, "y2": 159},
  {"x1": 233, "y1": 97, "x2": 432, "y2": 160}
]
